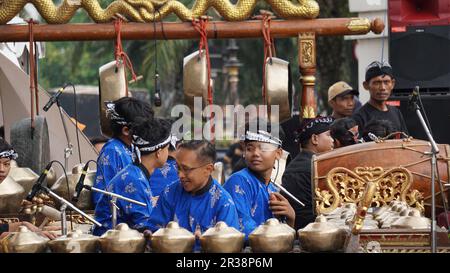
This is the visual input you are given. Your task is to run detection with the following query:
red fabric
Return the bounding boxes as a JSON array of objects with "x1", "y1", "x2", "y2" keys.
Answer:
[
  {"x1": 192, "y1": 18, "x2": 214, "y2": 139},
  {"x1": 114, "y1": 19, "x2": 137, "y2": 97},
  {"x1": 261, "y1": 14, "x2": 275, "y2": 105}
]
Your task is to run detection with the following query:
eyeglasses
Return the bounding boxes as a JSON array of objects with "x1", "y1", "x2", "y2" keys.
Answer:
[{"x1": 177, "y1": 162, "x2": 211, "y2": 175}]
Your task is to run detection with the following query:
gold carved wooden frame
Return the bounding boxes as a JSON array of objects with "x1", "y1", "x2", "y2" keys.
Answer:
[{"x1": 315, "y1": 167, "x2": 424, "y2": 214}]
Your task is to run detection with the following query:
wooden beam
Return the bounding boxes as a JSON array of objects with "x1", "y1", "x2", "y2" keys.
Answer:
[
  {"x1": 298, "y1": 32, "x2": 317, "y2": 119},
  {"x1": 0, "y1": 18, "x2": 384, "y2": 42}
]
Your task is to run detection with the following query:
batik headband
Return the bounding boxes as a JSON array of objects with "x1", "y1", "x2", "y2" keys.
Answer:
[
  {"x1": 297, "y1": 116, "x2": 333, "y2": 142},
  {"x1": 132, "y1": 134, "x2": 174, "y2": 152},
  {"x1": 0, "y1": 149, "x2": 18, "y2": 160},
  {"x1": 241, "y1": 130, "x2": 282, "y2": 147},
  {"x1": 105, "y1": 101, "x2": 128, "y2": 125}
]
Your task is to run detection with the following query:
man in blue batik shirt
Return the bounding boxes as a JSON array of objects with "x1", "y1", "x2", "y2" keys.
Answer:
[
  {"x1": 93, "y1": 117, "x2": 173, "y2": 235},
  {"x1": 223, "y1": 122, "x2": 295, "y2": 237},
  {"x1": 93, "y1": 97, "x2": 154, "y2": 206},
  {"x1": 146, "y1": 140, "x2": 239, "y2": 239}
]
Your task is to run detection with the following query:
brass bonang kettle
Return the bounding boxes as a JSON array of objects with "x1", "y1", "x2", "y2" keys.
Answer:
[
  {"x1": 47, "y1": 230, "x2": 99, "y2": 253},
  {"x1": 98, "y1": 223, "x2": 146, "y2": 253},
  {"x1": 151, "y1": 221, "x2": 195, "y2": 253},
  {"x1": 298, "y1": 215, "x2": 348, "y2": 252},
  {"x1": 0, "y1": 226, "x2": 49, "y2": 253},
  {"x1": 249, "y1": 218, "x2": 295, "y2": 253},
  {"x1": 200, "y1": 221, "x2": 244, "y2": 253}
]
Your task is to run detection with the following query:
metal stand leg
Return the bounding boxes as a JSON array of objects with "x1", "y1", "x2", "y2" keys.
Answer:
[
  {"x1": 414, "y1": 103, "x2": 440, "y2": 253},
  {"x1": 60, "y1": 203, "x2": 68, "y2": 236},
  {"x1": 111, "y1": 197, "x2": 118, "y2": 229},
  {"x1": 431, "y1": 154, "x2": 437, "y2": 252},
  {"x1": 57, "y1": 101, "x2": 73, "y2": 170}
]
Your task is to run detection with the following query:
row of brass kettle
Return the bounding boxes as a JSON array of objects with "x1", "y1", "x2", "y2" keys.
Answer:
[
  {"x1": 0, "y1": 218, "x2": 295, "y2": 253},
  {"x1": 144, "y1": 218, "x2": 296, "y2": 253},
  {"x1": 0, "y1": 205, "x2": 433, "y2": 253},
  {"x1": 296, "y1": 201, "x2": 432, "y2": 253}
]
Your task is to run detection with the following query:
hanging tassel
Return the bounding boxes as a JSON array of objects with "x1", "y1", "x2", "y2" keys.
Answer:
[
  {"x1": 254, "y1": 11, "x2": 277, "y2": 120},
  {"x1": 27, "y1": 19, "x2": 38, "y2": 138},
  {"x1": 192, "y1": 16, "x2": 214, "y2": 141},
  {"x1": 114, "y1": 19, "x2": 138, "y2": 97}
]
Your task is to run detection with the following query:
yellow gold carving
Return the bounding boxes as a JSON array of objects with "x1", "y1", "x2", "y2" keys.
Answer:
[
  {"x1": 0, "y1": 218, "x2": 20, "y2": 224},
  {"x1": 315, "y1": 166, "x2": 425, "y2": 214},
  {"x1": 346, "y1": 17, "x2": 371, "y2": 33},
  {"x1": 300, "y1": 75, "x2": 316, "y2": 88},
  {"x1": 302, "y1": 105, "x2": 315, "y2": 119},
  {"x1": 0, "y1": 0, "x2": 320, "y2": 24},
  {"x1": 298, "y1": 32, "x2": 316, "y2": 68}
]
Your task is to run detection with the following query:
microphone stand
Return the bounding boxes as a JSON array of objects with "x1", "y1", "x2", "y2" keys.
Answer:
[
  {"x1": 83, "y1": 185, "x2": 147, "y2": 229},
  {"x1": 35, "y1": 185, "x2": 101, "y2": 235},
  {"x1": 56, "y1": 99, "x2": 73, "y2": 171},
  {"x1": 411, "y1": 99, "x2": 439, "y2": 253}
]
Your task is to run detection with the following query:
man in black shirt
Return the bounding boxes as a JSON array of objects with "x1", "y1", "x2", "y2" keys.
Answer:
[
  {"x1": 281, "y1": 116, "x2": 334, "y2": 230},
  {"x1": 353, "y1": 61, "x2": 408, "y2": 135}
]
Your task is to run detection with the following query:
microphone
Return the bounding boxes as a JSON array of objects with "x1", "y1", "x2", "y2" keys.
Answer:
[
  {"x1": 368, "y1": 133, "x2": 380, "y2": 142},
  {"x1": 153, "y1": 74, "x2": 162, "y2": 107},
  {"x1": 72, "y1": 163, "x2": 89, "y2": 202},
  {"x1": 43, "y1": 84, "x2": 67, "y2": 112},
  {"x1": 408, "y1": 86, "x2": 419, "y2": 110},
  {"x1": 27, "y1": 161, "x2": 53, "y2": 201}
]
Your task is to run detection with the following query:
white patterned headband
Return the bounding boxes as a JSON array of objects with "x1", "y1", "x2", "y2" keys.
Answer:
[
  {"x1": 241, "y1": 130, "x2": 282, "y2": 146},
  {"x1": 0, "y1": 149, "x2": 18, "y2": 160},
  {"x1": 105, "y1": 101, "x2": 128, "y2": 125},
  {"x1": 132, "y1": 134, "x2": 175, "y2": 152}
]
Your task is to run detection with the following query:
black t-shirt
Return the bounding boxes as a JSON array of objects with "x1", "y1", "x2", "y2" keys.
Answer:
[
  {"x1": 281, "y1": 115, "x2": 302, "y2": 160},
  {"x1": 225, "y1": 143, "x2": 243, "y2": 169},
  {"x1": 281, "y1": 150, "x2": 316, "y2": 231},
  {"x1": 352, "y1": 103, "x2": 409, "y2": 135}
]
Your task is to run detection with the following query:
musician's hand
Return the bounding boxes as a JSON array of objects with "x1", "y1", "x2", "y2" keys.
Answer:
[
  {"x1": 8, "y1": 222, "x2": 58, "y2": 240},
  {"x1": 38, "y1": 230, "x2": 58, "y2": 240},
  {"x1": 269, "y1": 192, "x2": 296, "y2": 228},
  {"x1": 0, "y1": 232, "x2": 11, "y2": 241},
  {"x1": 194, "y1": 228, "x2": 202, "y2": 239},
  {"x1": 143, "y1": 229, "x2": 152, "y2": 240},
  {"x1": 42, "y1": 225, "x2": 61, "y2": 232}
]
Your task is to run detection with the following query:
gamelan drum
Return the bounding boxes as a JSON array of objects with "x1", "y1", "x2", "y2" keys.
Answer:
[{"x1": 312, "y1": 139, "x2": 450, "y2": 217}]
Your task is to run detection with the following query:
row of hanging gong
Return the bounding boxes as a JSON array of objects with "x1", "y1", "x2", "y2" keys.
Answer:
[{"x1": 98, "y1": 15, "x2": 292, "y2": 139}]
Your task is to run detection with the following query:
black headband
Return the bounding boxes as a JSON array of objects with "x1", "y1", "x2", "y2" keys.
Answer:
[
  {"x1": 297, "y1": 117, "x2": 333, "y2": 143},
  {"x1": 365, "y1": 61, "x2": 394, "y2": 82}
]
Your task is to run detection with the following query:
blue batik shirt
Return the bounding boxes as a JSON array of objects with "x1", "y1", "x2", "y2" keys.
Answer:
[
  {"x1": 147, "y1": 178, "x2": 239, "y2": 249},
  {"x1": 149, "y1": 157, "x2": 179, "y2": 199},
  {"x1": 93, "y1": 163, "x2": 154, "y2": 236},
  {"x1": 92, "y1": 138, "x2": 133, "y2": 206},
  {"x1": 223, "y1": 168, "x2": 279, "y2": 237}
]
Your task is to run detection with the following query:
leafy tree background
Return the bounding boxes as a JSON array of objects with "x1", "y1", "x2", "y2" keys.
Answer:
[{"x1": 38, "y1": 0, "x2": 357, "y2": 116}]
